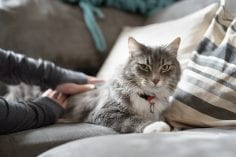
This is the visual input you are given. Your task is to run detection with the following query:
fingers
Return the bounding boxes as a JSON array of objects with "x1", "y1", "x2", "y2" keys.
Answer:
[
  {"x1": 42, "y1": 76, "x2": 104, "y2": 108},
  {"x1": 61, "y1": 99, "x2": 68, "y2": 109},
  {"x1": 87, "y1": 76, "x2": 105, "y2": 84},
  {"x1": 56, "y1": 83, "x2": 96, "y2": 95},
  {"x1": 52, "y1": 92, "x2": 67, "y2": 103},
  {"x1": 54, "y1": 92, "x2": 68, "y2": 109},
  {"x1": 42, "y1": 89, "x2": 69, "y2": 109},
  {"x1": 75, "y1": 84, "x2": 96, "y2": 93},
  {"x1": 42, "y1": 89, "x2": 53, "y2": 97}
]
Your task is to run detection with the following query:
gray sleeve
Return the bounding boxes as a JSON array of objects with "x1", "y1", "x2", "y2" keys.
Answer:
[
  {"x1": 0, "y1": 96, "x2": 64, "y2": 134},
  {"x1": 0, "y1": 48, "x2": 87, "y2": 89}
]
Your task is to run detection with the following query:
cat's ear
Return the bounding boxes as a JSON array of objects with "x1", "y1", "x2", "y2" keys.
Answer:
[
  {"x1": 166, "y1": 37, "x2": 181, "y2": 57},
  {"x1": 128, "y1": 37, "x2": 143, "y2": 57}
]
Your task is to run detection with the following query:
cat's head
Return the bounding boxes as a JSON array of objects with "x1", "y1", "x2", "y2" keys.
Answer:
[{"x1": 121, "y1": 37, "x2": 181, "y2": 99}]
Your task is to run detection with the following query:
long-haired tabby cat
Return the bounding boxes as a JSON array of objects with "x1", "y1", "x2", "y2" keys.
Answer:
[{"x1": 62, "y1": 37, "x2": 181, "y2": 133}]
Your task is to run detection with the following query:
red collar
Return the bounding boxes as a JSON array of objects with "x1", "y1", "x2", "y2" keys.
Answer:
[
  {"x1": 139, "y1": 94, "x2": 155, "y2": 113},
  {"x1": 139, "y1": 94, "x2": 155, "y2": 103},
  {"x1": 147, "y1": 96, "x2": 155, "y2": 102}
]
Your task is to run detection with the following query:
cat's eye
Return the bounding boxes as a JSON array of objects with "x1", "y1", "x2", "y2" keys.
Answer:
[
  {"x1": 161, "y1": 64, "x2": 171, "y2": 72},
  {"x1": 138, "y1": 63, "x2": 151, "y2": 72}
]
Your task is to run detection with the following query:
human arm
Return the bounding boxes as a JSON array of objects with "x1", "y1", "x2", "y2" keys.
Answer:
[
  {"x1": 0, "y1": 97, "x2": 63, "y2": 134},
  {"x1": 0, "y1": 89, "x2": 67, "y2": 135},
  {"x1": 0, "y1": 48, "x2": 88, "y2": 89},
  {"x1": 0, "y1": 48, "x2": 103, "y2": 134}
]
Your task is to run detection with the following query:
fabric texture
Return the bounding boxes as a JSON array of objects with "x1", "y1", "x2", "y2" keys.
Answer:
[
  {"x1": 62, "y1": 0, "x2": 177, "y2": 52},
  {"x1": 166, "y1": 1, "x2": 236, "y2": 129},
  {"x1": 39, "y1": 128, "x2": 236, "y2": 157},
  {"x1": 0, "y1": 0, "x2": 145, "y2": 71},
  {"x1": 0, "y1": 123, "x2": 117, "y2": 157},
  {"x1": 146, "y1": 0, "x2": 220, "y2": 24},
  {"x1": 97, "y1": 3, "x2": 219, "y2": 79}
]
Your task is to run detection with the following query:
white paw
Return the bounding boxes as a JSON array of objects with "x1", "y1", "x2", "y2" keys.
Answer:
[{"x1": 143, "y1": 121, "x2": 171, "y2": 133}]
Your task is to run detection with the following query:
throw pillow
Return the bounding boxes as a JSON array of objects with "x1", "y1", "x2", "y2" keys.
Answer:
[{"x1": 166, "y1": 2, "x2": 236, "y2": 129}]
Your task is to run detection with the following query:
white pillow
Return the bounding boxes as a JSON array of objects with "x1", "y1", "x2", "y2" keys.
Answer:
[{"x1": 97, "y1": 3, "x2": 219, "y2": 79}]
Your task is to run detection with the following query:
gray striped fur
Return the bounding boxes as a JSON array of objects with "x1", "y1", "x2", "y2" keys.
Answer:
[{"x1": 62, "y1": 37, "x2": 181, "y2": 133}]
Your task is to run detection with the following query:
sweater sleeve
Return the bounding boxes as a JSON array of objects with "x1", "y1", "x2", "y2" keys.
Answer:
[
  {"x1": 0, "y1": 48, "x2": 87, "y2": 89},
  {"x1": 0, "y1": 96, "x2": 64, "y2": 135}
]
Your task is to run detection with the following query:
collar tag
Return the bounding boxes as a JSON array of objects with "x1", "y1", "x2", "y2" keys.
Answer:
[{"x1": 150, "y1": 102, "x2": 155, "y2": 113}]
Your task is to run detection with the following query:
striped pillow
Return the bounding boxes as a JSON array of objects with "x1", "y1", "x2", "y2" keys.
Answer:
[{"x1": 166, "y1": 3, "x2": 236, "y2": 129}]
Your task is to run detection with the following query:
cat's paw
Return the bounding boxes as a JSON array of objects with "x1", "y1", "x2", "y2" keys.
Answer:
[{"x1": 143, "y1": 121, "x2": 171, "y2": 133}]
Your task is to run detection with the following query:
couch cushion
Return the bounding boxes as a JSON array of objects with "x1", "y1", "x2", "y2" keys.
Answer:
[
  {"x1": 39, "y1": 128, "x2": 236, "y2": 157},
  {"x1": 0, "y1": 0, "x2": 144, "y2": 73},
  {"x1": 0, "y1": 123, "x2": 116, "y2": 157}
]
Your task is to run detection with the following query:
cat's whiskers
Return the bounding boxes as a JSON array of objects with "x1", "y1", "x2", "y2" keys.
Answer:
[{"x1": 122, "y1": 81, "x2": 141, "y2": 95}]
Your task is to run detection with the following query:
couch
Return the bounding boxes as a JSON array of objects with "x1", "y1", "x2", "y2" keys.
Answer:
[{"x1": 1, "y1": 0, "x2": 236, "y2": 157}]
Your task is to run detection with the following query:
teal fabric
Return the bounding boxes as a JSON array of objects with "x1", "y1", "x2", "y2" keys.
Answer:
[
  {"x1": 62, "y1": 0, "x2": 177, "y2": 53},
  {"x1": 79, "y1": 1, "x2": 106, "y2": 52}
]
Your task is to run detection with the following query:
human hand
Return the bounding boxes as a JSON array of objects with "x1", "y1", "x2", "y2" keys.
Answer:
[
  {"x1": 56, "y1": 75, "x2": 105, "y2": 95},
  {"x1": 42, "y1": 89, "x2": 68, "y2": 109},
  {"x1": 86, "y1": 75, "x2": 105, "y2": 84}
]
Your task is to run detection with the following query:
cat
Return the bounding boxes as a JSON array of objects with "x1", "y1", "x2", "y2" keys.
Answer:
[
  {"x1": 61, "y1": 37, "x2": 181, "y2": 133},
  {"x1": 4, "y1": 83, "x2": 42, "y2": 102}
]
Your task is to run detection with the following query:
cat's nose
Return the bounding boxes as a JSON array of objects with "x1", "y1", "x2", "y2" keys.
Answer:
[{"x1": 152, "y1": 78, "x2": 160, "y2": 85}]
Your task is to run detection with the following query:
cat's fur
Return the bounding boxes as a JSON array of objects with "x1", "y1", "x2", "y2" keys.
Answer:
[
  {"x1": 62, "y1": 37, "x2": 181, "y2": 133},
  {"x1": 4, "y1": 83, "x2": 42, "y2": 102}
]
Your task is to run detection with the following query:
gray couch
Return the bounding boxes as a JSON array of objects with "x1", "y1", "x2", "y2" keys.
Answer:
[
  {"x1": 39, "y1": 128, "x2": 236, "y2": 157},
  {"x1": 1, "y1": 0, "x2": 236, "y2": 157},
  {"x1": 0, "y1": 124, "x2": 116, "y2": 157}
]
